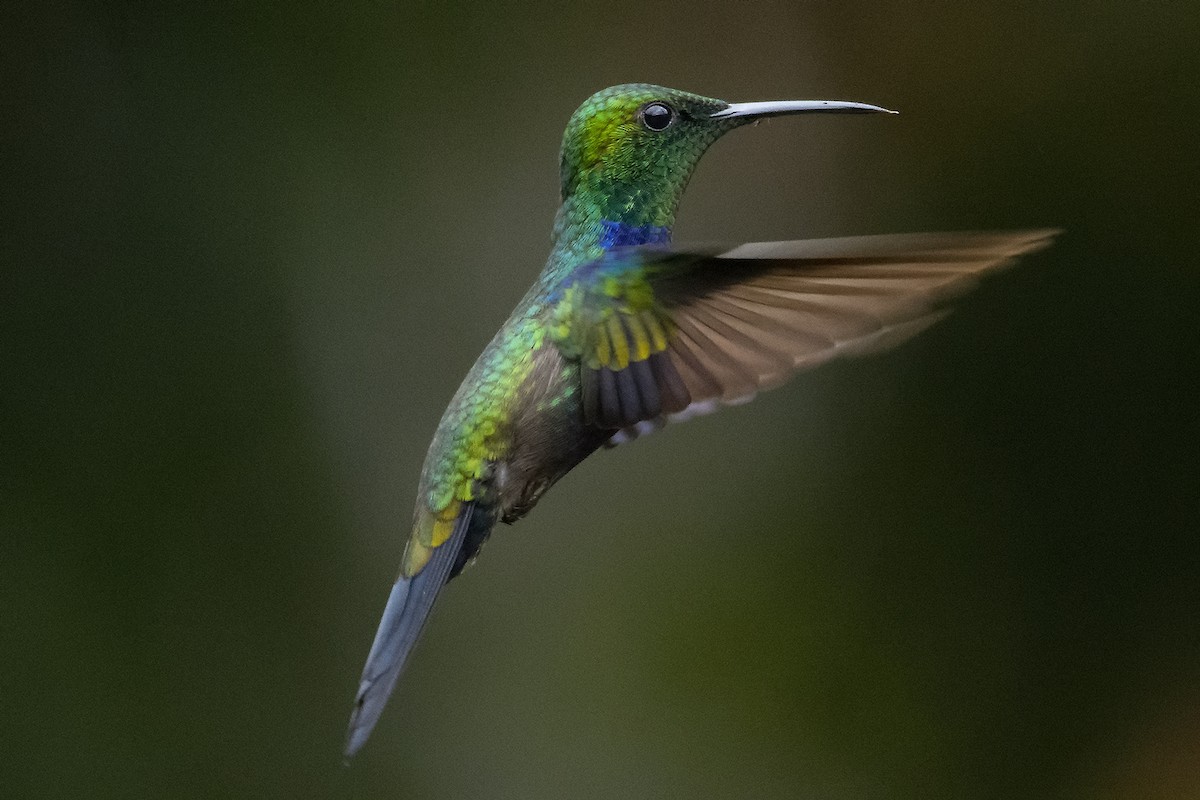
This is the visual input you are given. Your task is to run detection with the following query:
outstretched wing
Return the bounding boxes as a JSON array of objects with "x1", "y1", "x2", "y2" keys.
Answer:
[{"x1": 550, "y1": 230, "x2": 1057, "y2": 438}]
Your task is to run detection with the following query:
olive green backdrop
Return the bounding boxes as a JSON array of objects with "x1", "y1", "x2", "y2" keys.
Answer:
[{"x1": 4, "y1": 1, "x2": 1198, "y2": 798}]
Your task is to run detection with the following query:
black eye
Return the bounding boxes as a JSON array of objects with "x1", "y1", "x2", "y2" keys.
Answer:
[{"x1": 640, "y1": 102, "x2": 674, "y2": 132}]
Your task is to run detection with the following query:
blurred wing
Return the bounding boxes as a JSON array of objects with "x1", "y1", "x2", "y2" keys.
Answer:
[{"x1": 552, "y1": 230, "x2": 1057, "y2": 441}]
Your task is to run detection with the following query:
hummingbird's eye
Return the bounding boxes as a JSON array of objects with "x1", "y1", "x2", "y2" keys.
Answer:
[{"x1": 640, "y1": 102, "x2": 675, "y2": 132}]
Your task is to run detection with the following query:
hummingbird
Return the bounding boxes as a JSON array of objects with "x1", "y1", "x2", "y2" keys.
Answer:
[{"x1": 344, "y1": 83, "x2": 1055, "y2": 756}]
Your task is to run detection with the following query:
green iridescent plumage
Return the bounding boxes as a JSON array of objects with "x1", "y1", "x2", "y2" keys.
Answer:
[
  {"x1": 554, "y1": 85, "x2": 729, "y2": 243},
  {"x1": 344, "y1": 83, "x2": 1057, "y2": 757},
  {"x1": 407, "y1": 85, "x2": 738, "y2": 576}
]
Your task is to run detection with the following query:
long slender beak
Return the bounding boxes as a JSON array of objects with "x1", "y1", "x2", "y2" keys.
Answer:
[{"x1": 710, "y1": 100, "x2": 897, "y2": 120}]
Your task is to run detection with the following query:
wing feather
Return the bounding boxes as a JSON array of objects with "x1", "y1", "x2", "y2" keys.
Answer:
[{"x1": 549, "y1": 230, "x2": 1058, "y2": 443}]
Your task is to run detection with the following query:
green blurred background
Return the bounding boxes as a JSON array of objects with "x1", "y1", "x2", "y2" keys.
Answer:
[{"x1": 4, "y1": 1, "x2": 1199, "y2": 798}]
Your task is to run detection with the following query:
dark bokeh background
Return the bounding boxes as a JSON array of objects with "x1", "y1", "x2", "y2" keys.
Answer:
[{"x1": 4, "y1": 2, "x2": 1198, "y2": 798}]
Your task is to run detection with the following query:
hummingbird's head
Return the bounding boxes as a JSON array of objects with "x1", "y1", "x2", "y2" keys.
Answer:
[
  {"x1": 559, "y1": 85, "x2": 726, "y2": 228},
  {"x1": 557, "y1": 83, "x2": 895, "y2": 235}
]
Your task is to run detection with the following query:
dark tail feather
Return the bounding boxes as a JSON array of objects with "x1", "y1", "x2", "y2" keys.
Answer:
[{"x1": 343, "y1": 503, "x2": 477, "y2": 759}]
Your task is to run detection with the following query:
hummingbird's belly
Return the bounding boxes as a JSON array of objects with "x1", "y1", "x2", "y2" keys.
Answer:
[
  {"x1": 421, "y1": 309, "x2": 606, "y2": 522},
  {"x1": 493, "y1": 345, "x2": 610, "y2": 522}
]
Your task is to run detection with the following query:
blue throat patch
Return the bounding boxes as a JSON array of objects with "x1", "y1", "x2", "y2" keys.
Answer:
[{"x1": 597, "y1": 219, "x2": 671, "y2": 249}]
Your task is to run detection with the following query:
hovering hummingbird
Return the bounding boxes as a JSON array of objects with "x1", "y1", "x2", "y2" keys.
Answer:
[{"x1": 344, "y1": 83, "x2": 1055, "y2": 756}]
